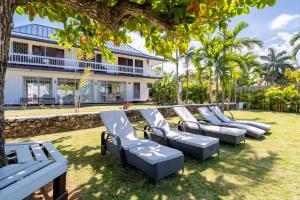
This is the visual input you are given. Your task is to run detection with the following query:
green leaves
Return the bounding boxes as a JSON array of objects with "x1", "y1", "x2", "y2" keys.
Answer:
[
  {"x1": 15, "y1": 7, "x2": 24, "y2": 15},
  {"x1": 14, "y1": 0, "x2": 275, "y2": 64}
]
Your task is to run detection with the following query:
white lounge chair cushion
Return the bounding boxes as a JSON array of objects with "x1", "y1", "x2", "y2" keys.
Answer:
[
  {"x1": 200, "y1": 124, "x2": 246, "y2": 136},
  {"x1": 198, "y1": 107, "x2": 223, "y2": 124},
  {"x1": 101, "y1": 110, "x2": 157, "y2": 149},
  {"x1": 140, "y1": 108, "x2": 171, "y2": 135},
  {"x1": 235, "y1": 120, "x2": 271, "y2": 130},
  {"x1": 220, "y1": 122, "x2": 265, "y2": 135},
  {"x1": 128, "y1": 143, "x2": 183, "y2": 165},
  {"x1": 173, "y1": 106, "x2": 198, "y2": 128},
  {"x1": 174, "y1": 106, "x2": 246, "y2": 136},
  {"x1": 141, "y1": 108, "x2": 219, "y2": 148},
  {"x1": 210, "y1": 106, "x2": 271, "y2": 130},
  {"x1": 165, "y1": 131, "x2": 219, "y2": 148}
]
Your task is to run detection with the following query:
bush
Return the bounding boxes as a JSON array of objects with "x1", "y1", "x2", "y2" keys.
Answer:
[
  {"x1": 238, "y1": 84, "x2": 300, "y2": 111},
  {"x1": 182, "y1": 82, "x2": 209, "y2": 103},
  {"x1": 151, "y1": 72, "x2": 178, "y2": 105}
]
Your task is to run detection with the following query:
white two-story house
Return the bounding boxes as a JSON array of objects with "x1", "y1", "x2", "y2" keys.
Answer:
[{"x1": 5, "y1": 24, "x2": 165, "y2": 105}]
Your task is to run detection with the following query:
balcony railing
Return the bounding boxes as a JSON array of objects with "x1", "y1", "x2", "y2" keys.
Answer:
[{"x1": 8, "y1": 53, "x2": 162, "y2": 78}]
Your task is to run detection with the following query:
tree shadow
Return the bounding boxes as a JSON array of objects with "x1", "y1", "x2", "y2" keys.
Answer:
[{"x1": 49, "y1": 132, "x2": 279, "y2": 200}]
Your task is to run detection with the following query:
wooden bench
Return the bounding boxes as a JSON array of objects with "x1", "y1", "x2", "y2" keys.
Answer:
[{"x1": 0, "y1": 141, "x2": 68, "y2": 200}]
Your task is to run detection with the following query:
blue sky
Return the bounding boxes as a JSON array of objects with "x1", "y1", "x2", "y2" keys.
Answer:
[{"x1": 13, "y1": 0, "x2": 300, "y2": 73}]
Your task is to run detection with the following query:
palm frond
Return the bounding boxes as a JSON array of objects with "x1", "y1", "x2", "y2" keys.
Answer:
[
  {"x1": 233, "y1": 21, "x2": 248, "y2": 38},
  {"x1": 291, "y1": 43, "x2": 300, "y2": 58},
  {"x1": 290, "y1": 31, "x2": 300, "y2": 45}
]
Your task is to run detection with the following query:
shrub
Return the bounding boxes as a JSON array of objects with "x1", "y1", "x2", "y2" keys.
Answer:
[
  {"x1": 151, "y1": 72, "x2": 178, "y2": 105},
  {"x1": 182, "y1": 82, "x2": 209, "y2": 103}
]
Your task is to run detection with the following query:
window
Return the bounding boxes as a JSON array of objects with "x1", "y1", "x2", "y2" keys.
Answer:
[
  {"x1": 12, "y1": 42, "x2": 28, "y2": 54},
  {"x1": 135, "y1": 59, "x2": 143, "y2": 74},
  {"x1": 96, "y1": 54, "x2": 102, "y2": 63},
  {"x1": 118, "y1": 57, "x2": 133, "y2": 73},
  {"x1": 147, "y1": 83, "x2": 153, "y2": 97},
  {"x1": 57, "y1": 78, "x2": 79, "y2": 104},
  {"x1": 133, "y1": 82, "x2": 140, "y2": 99},
  {"x1": 32, "y1": 46, "x2": 64, "y2": 58},
  {"x1": 32, "y1": 45, "x2": 42, "y2": 56},
  {"x1": 23, "y1": 77, "x2": 52, "y2": 104},
  {"x1": 100, "y1": 81, "x2": 126, "y2": 103}
]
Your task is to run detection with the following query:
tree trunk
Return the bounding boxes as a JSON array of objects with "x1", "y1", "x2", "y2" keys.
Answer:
[
  {"x1": 185, "y1": 60, "x2": 189, "y2": 103},
  {"x1": 234, "y1": 79, "x2": 237, "y2": 104},
  {"x1": 175, "y1": 49, "x2": 180, "y2": 104},
  {"x1": 221, "y1": 84, "x2": 225, "y2": 112},
  {"x1": 215, "y1": 77, "x2": 219, "y2": 105},
  {"x1": 209, "y1": 69, "x2": 213, "y2": 104},
  {"x1": 0, "y1": 0, "x2": 17, "y2": 167}
]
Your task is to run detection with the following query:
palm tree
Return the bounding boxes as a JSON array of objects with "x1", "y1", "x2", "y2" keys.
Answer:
[
  {"x1": 219, "y1": 22, "x2": 263, "y2": 110},
  {"x1": 260, "y1": 48, "x2": 294, "y2": 86},
  {"x1": 180, "y1": 47, "x2": 194, "y2": 103},
  {"x1": 290, "y1": 31, "x2": 300, "y2": 59}
]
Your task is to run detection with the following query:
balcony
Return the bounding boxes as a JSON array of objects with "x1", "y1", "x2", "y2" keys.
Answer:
[{"x1": 8, "y1": 53, "x2": 162, "y2": 78}]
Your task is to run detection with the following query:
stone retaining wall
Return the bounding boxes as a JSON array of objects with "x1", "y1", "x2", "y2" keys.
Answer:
[{"x1": 5, "y1": 103, "x2": 236, "y2": 138}]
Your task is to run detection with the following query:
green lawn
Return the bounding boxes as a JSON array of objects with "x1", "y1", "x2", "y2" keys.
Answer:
[
  {"x1": 8, "y1": 110, "x2": 300, "y2": 200},
  {"x1": 5, "y1": 104, "x2": 156, "y2": 118}
]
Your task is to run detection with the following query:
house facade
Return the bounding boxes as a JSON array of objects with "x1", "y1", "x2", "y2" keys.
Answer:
[{"x1": 5, "y1": 24, "x2": 165, "y2": 105}]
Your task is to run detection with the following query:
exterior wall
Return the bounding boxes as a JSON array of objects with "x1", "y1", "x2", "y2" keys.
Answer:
[
  {"x1": 4, "y1": 74, "x2": 23, "y2": 105},
  {"x1": 5, "y1": 68, "x2": 156, "y2": 104},
  {"x1": 4, "y1": 103, "x2": 237, "y2": 138},
  {"x1": 8, "y1": 37, "x2": 162, "y2": 105}
]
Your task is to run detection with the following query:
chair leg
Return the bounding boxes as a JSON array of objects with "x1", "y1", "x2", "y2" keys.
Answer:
[{"x1": 53, "y1": 173, "x2": 68, "y2": 200}]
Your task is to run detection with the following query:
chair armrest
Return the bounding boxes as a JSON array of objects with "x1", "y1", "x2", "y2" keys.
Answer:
[
  {"x1": 133, "y1": 126, "x2": 152, "y2": 140},
  {"x1": 179, "y1": 120, "x2": 203, "y2": 134},
  {"x1": 145, "y1": 125, "x2": 168, "y2": 146},
  {"x1": 101, "y1": 131, "x2": 122, "y2": 150},
  {"x1": 101, "y1": 131, "x2": 127, "y2": 169}
]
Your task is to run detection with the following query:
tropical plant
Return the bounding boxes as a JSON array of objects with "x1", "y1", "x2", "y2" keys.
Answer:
[
  {"x1": 260, "y1": 48, "x2": 294, "y2": 86},
  {"x1": 75, "y1": 67, "x2": 91, "y2": 112},
  {"x1": 182, "y1": 82, "x2": 209, "y2": 103},
  {"x1": 193, "y1": 22, "x2": 262, "y2": 110},
  {"x1": 285, "y1": 68, "x2": 300, "y2": 85},
  {"x1": 151, "y1": 72, "x2": 178, "y2": 105},
  {"x1": 290, "y1": 31, "x2": 300, "y2": 59},
  {"x1": 0, "y1": 0, "x2": 277, "y2": 167},
  {"x1": 180, "y1": 48, "x2": 194, "y2": 103}
]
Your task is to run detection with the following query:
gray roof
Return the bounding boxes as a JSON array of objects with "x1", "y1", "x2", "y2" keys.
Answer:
[{"x1": 12, "y1": 24, "x2": 165, "y2": 61}]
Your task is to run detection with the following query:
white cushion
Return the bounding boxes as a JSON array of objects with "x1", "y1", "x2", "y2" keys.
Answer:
[
  {"x1": 128, "y1": 143, "x2": 183, "y2": 165},
  {"x1": 235, "y1": 120, "x2": 271, "y2": 130},
  {"x1": 221, "y1": 122, "x2": 265, "y2": 135},
  {"x1": 201, "y1": 125, "x2": 246, "y2": 136},
  {"x1": 165, "y1": 131, "x2": 219, "y2": 148},
  {"x1": 101, "y1": 110, "x2": 156, "y2": 149},
  {"x1": 173, "y1": 106, "x2": 198, "y2": 128},
  {"x1": 140, "y1": 108, "x2": 171, "y2": 135},
  {"x1": 209, "y1": 106, "x2": 231, "y2": 123},
  {"x1": 198, "y1": 107, "x2": 222, "y2": 125}
]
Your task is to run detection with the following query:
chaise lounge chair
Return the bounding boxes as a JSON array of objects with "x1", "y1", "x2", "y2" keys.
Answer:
[
  {"x1": 140, "y1": 108, "x2": 219, "y2": 161},
  {"x1": 209, "y1": 106, "x2": 271, "y2": 131},
  {"x1": 198, "y1": 107, "x2": 265, "y2": 139},
  {"x1": 173, "y1": 106, "x2": 246, "y2": 146},
  {"x1": 100, "y1": 110, "x2": 184, "y2": 183}
]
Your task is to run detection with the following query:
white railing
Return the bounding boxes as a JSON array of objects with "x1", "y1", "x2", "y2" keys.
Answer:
[{"x1": 8, "y1": 53, "x2": 162, "y2": 78}]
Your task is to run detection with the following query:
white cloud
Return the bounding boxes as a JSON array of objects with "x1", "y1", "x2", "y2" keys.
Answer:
[{"x1": 270, "y1": 14, "x2": 300, "y2": 30}]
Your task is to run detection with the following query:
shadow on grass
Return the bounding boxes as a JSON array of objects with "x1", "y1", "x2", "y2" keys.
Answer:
[{"x1": 51, "y1": 133, "x2": 279, "y2": 200}]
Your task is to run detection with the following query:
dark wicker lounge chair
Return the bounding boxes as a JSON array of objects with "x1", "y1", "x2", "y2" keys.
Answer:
[
  {"x1": 198, "y1": 107, "x2": 265, "y2": 139},
  {"x1": 100, "y1": 110, "x2": 184, "y2": 183},
  {"x1": 140, "y1": 108, "x2": 219, "y2": 161},
  {"x1": 173, "y1": 106, "x2": 246, "y2": 146},
  {"x1": 209, "y1": 106, "x2": 271, "y2": 131}
]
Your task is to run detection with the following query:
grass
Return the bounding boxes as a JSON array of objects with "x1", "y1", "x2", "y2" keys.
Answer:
[
  {"x1": 8, "y1": 110, "x2": 300, "y2": 200},
  {"x1": 4, "y1": 104, "x2": 156, "y2": 118}
]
